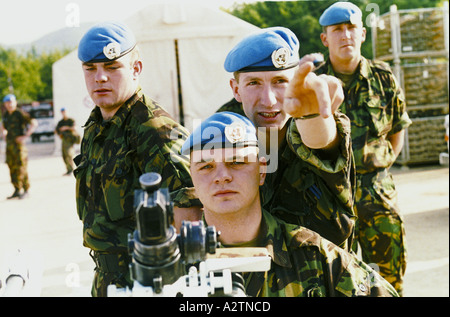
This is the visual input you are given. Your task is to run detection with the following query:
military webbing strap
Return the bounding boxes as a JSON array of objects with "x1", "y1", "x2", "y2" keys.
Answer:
[
  {"x1": 90, "y1": 251, "x2": 129, "y2": 273},
  {"x1": 243, "y1": 271, "x2": 266, "y2": 297}
]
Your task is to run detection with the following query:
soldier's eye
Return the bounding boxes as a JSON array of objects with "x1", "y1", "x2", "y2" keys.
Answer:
[{"x1": 199, "y1": 163, "x2": 213, "y2": 170}]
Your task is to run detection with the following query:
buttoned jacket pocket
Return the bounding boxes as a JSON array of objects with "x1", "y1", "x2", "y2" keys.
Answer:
[
  {"x1": 365, "y1": 94, "x2": 392, "y2": 137},
  {"x1": 94, "y1": 151, "x2": 135, "y2": 221},
  {"x1": 74, "y1": 155, "x2": 89, "y2": 221}
]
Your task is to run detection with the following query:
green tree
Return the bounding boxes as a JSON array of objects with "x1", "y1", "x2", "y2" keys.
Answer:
[
  {"x1": 0, "y1": 46, "x2": 71, "y2": 104},
  {"x1": 38, "y1": 48, "x2": 72, "y2": 101}
]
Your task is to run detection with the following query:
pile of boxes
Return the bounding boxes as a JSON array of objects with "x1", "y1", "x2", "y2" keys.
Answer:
[{"x1": 372, "y1": 3, "x2": 449, "y2": 165}]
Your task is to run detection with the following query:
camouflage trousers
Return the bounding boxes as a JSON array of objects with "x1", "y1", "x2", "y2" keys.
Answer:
[
  {"x1": 61, "y1": 140, "x2": 75, "y2": 173},
  {"x1": 5, "y1": 141, "x2": 30, "y2": 192},
  {"x1": 90, "y1": 251, "x2": 132, "y2": 297},
  {"x1": 353, "y1": 170, "x2": 407, "y2": 296}
]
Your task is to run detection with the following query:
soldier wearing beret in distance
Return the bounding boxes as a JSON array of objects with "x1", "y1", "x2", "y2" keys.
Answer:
[
  {"x1": 74, "y1": 21, "x2": 202, "y2": 297},
  {"x1": 1, "y1": 94, "x2": 38, "y2": 200},
  {"x1": 181, "y1": 111, "x2": 398, "y2": 297},
  {"x1": 315, "y1": 2, "x2": 411, "y2": 295},
  {"x1": 217, "y1": 27, "x2": 357, "y2": 251}
]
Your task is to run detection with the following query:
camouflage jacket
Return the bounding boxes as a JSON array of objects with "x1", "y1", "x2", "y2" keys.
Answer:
[
  {"x1": 56, "y1": 118, "x2": 78, "y2": 144},
  {"x1": 74, "y1": 88, "x2": 200, "y2": 253},
  {"x1": 241, "y1": 210, "x2": 398, "y2": 297},
  {"x1": 216, "y1": 105, "x2": 356, "y2": 250},
  {"x1": 1, "y1": 109, "x2": 32, "y2": 143},
  {"x1": 217, "y1": 98, "x2": 245, "y2": 117},
  {"x1": 315, "y1": 57, "x2": 412, "y2": 173},
  {"x1": 262, "y1": 115, "x2": 355, "y2": 250}
]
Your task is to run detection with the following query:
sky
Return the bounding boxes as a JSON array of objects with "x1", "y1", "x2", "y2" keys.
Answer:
[{"x1": 0, "y1": 0, "x2": 259, "y2": 46}]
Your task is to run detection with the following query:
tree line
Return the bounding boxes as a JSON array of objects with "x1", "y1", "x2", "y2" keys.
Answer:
[
  {"x1": 1, "y1": 47, "x2": 71, "y2": 106},
  {"x1": 1, "y1": 0, "x2": 445, "y2": 111}
]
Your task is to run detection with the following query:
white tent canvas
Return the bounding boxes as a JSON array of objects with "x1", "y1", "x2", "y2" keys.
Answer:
[{"x1": 52, "y1": 2, "x2": 259, "y2": 136}]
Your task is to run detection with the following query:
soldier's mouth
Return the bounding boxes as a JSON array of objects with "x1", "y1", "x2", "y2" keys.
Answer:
[
  {"x1": 94, "y1": 89, "x2": 111, "y2": 95},
  {"x1": 259, "y1": 112, "x2": 279, "y2": 118},
  {"x1": 214, "y1": 190, "x2": 237, "y2": 197}
]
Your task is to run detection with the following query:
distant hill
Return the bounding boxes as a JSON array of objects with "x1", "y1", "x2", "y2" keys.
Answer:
[{"x1": 3, "y1": 22, "x2": 95, "y2": 54}]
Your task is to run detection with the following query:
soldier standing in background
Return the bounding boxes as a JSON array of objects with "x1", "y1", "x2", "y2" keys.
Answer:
[
  {"x1": 0, "y1": 94, "x2": 37, "y2": 200},
  {"x1": 316, "y1": 2, "x2": 412, "y2": 295},
  {"x1": 55, "y1": 108, "x2": 79, "y2": 175},
  {"x1": 75, "y1": 21, "x2": 202, "y2": 296}
]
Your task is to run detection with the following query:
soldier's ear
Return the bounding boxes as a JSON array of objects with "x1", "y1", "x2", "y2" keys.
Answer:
[
  {"x1": 361, "y1": 27, "x2": 367, "y2": 43},
  {"x1": 230, "y1": 78, "x2": 242, "y2": 103},
  {"x1": 320, "y1": 32, "x2": 329, "y2": 48},
  {"x1": 132, "y1": 60, "x2": 143, "y2": 78}
]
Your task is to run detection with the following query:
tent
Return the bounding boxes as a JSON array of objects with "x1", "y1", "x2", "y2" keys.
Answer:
[{"x1": 52, "y1": 2, "x2": 259, "y2": 136}]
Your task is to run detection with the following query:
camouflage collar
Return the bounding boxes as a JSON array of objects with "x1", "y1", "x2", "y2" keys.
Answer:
[
  {"x1": 108, "y1": 87, "x2": 143, "y2": 128},
  {"x1": 260, "y1": 209, "x2": 292, "y2": 268},
  {"x1": 202, "y1": 209, "x2": 291, "y2": 268},
  {"x1": 323, "y1": 56, "x2": 373, "y2": 82},
  {"x1": 83, "y1": 87, "x2": 143, "y2": 128},
  {"x1": 357, "y1": 57, "x2": 374, "y2": 81}
]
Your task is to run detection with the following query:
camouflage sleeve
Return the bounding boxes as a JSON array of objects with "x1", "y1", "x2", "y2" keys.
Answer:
[
  {"x1": 335, "y1": 253, "x2": 399, "y2": 297},
  {"x1": 20, "y1": 110, "x2": 33, "y2": 127},
  {"x1": 371, "y1": 61, "x2": 411, "y2": 137},
  {"x1": 383, "y1": 67, "x2": 412, "y2": 136},
  {"x1": 289, "y1": 226, "x2": 399, "y2": 297},
  {"x1": 131, "y1": 101, "x2": 201, "y2": 208},
  {"x1": 287, "y1": 112, "x2": 355, "y2": 209},
  {"x1": 286, "y1": 112, "x2": 352, "y2": 173}
]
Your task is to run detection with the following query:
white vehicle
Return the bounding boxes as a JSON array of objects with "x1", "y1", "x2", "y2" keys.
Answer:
[
  {"x1": 22, "y1": 103, "x2": 55, "y2": 142},
  {"x1": 439, "y1": 114, "x2": 449, "y2": 165}
]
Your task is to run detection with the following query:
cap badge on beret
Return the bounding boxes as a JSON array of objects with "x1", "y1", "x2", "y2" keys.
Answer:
[
  {"x1": 225, "y1": 123, "x2": 245, "y2": 144},
  {"x1": 224, "y1": 27, "x2": 300, "y2": 73},
  {"x1": 103, "y1": 42, "x2": 121, "y2": 60},
  {"x1": 180, "y1": 112, "x2": 258, "y2": 155},
  {"x1": 271, "y1": 47, "x2": 290, "y2": 69}
]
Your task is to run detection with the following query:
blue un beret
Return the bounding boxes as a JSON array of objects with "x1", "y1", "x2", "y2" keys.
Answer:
[
  {"x1": 78, "y1": 21, "x2": 136, "y2": 63},
  {"x1": 224, "y1": 27, "x2": 300, "y2": 73},
  {"x1": 3, "y1": 94, "x2": 16, "y2": 102},
  {"x1": 181, "y1": 112, "x2": 258, "y2": 155},
  {"x1": 319, "y1": 2, "x2": 363, "y2": 27}
]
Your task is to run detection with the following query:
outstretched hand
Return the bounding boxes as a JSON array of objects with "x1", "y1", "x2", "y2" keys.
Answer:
[{"x1": 284, "y1": 59, "x2": 343, "y2": 119}]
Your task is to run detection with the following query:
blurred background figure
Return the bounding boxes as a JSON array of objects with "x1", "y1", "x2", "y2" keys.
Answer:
[
  {"x1": 55, "y1": 108, "x2": 79, "y2": 175},
  {"x1": 0, "y1": 94, "x2": 37, "y2": 199}
]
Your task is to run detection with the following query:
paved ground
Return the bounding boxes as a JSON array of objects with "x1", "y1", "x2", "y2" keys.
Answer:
[{"x1": 0, "y1": 139, "x2": 448, "y2": 297}]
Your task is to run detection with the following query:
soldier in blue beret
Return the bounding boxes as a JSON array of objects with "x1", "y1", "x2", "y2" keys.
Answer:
[
  {"x1": 319, "y1": 1, "x2": 363, "y2": 27},
  {"x1": 1, "y1": 94, "x2": 38, "y2": 199},
  {"x1": 181, "y1": 112, "x2": 258, "y2": 155},
  {"x1": 183, "y1": 112, "x2": 398, "y2": 297},
  {"x1": 216, "y1": 27, "x2": 356, "y2": 252},
  {"x1": 75, "y1": 21, "x2": 202, "y2": 296},
  {"x1": 55, "y1": 107, "x2": 78, "y2": 175},
  {"x1": 316, "y1": 2, "x2": 411, "y2": 295}
]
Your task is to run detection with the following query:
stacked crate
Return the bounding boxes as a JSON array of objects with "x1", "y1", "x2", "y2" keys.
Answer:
[{"x1": 372, "y1": 3, "x2": 449, "y2": 165}]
